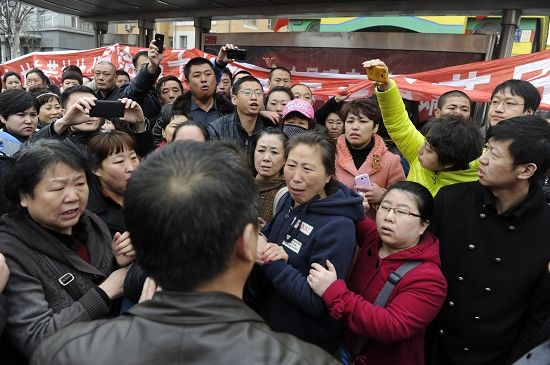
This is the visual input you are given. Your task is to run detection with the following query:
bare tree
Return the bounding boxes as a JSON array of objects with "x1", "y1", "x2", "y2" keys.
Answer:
[{"x1": 0, "y1": 0, "x2": 38, "y2": 59}]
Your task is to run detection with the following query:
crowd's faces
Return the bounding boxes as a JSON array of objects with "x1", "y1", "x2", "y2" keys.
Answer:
[
  {"x1": 254, "y1": 134, "x2": 286, "y2": 180},
  {"x1": 135, "y1": 55, "x2": 149, "y2": 72},
  {"x1": 38, "y1": 98, "x2": 62, "y2": 124},
  {"x1": 186, "y1": 63, "x2": 216, "y2": 100},
  {"x1": 66, "y1": 92, "x2": 101, "y2": 132},
  {"x1": 159, "y1": 80, "x2": 183, "y2": 105},
  {"x1": 266, "y1": 91, "x2": 291, "y2": 116},
  {"x1": 284, "y1": 143, "x2": 330, "y2": 207},
  {"x1": 478, "y1": 138, "x2": 524, "y2": 189},
  {"x1": 375, "y1": 189, "x2": 428, "y2": 252},
  {"x1": 115, "y1": 74, "x2": 130, "y2": 88},
  {"x1": 20, "y1": 163, "x2": 88, "y2": 235},
  {"x1": 417, "y1": 139, "x2": 447, "y2": 172},
  {"x1": 217, "y1": 73, "x2": 232, "y2": 96},
  {"x1": 269, "y1": 69, "x2": 291, "y2": 88},
  {"x1": 5, "y1": 75, "x2": 22, "y2": 90},
  {"x1": 163, "y1": 114, "x2": 188, "y2": 143},
  {"x1": 26, "y1": 73, "x2": 45, "y2": 92},
  {"x1": 233, "y1": 81, "x2": 264, "y2": 117},
  {"x1": 291, "y1": 84, "x2": 313, "y2": 104},
  {"x1": 94, "y1": 64, "x2": 116, "y2": 92},
  {"x1": 436, "y1": 96, "x2": 471, "y2": 121},
  {"x1": 173, "y1": 125, "x2": 206, "y2": 142},
  {"x1": 344, "y1": 112, "x2": 378, "y2": 149},
  {"x1": 95, "y1": 147, "x2": 139, "y2": 198},
  {"x1": 326, "y1": 112, "x2": 344, "y2": 141},
  {"x1": 62, "y1": 78, "x2": 81, "y2": 91},
  {"x1": 284, "y1": 114, "x2": 309, "y2": 130},
  {"x1": 488, "y1": 88, "x2": 532, "y2": 126},
  {"x1": 2, "y1": 106, "x2": 38, "y2": 138}
]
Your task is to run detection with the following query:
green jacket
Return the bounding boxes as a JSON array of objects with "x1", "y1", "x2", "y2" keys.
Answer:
[{"x1": 375, "y1": 82, "x2": 479, "y2": 196}]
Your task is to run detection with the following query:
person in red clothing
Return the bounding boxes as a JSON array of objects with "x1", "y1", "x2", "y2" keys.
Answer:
[{"x1": 308, "y1": 181, "x2": 447, "y2": 365}]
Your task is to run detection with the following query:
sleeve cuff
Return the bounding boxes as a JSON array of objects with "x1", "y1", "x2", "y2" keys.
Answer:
[{"x1": 80, "y1": 287, "x2": 111, "y2": 319}]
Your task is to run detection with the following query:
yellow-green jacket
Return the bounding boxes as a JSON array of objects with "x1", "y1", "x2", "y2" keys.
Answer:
[{"x1": 375, "y1": 81, "x2": 479, "y2": 196}]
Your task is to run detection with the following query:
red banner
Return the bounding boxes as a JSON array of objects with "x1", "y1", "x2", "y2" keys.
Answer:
[{"x1": 1, "y1": 44, "x2": 548, "y2": 110}]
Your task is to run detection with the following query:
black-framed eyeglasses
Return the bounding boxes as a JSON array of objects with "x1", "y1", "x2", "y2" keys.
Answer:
[{"x1": 378, "y1": 203, "x2": 421, "y2": 218}]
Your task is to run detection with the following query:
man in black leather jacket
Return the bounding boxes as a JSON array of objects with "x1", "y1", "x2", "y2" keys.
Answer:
[{"x1": 31, "y1": 141, "x2": 338, "y2": 365}]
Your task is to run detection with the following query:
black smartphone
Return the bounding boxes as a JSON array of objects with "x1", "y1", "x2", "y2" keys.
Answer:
[
  {"x1": 89, "y1": 100, "x2": 125, "y2": 118},
  {"x1": 227, "y1": 48, "x2": 246, "y2": 61},
  {"x1": 155, "y1": 33, "x2": 165, "y2": 54}
]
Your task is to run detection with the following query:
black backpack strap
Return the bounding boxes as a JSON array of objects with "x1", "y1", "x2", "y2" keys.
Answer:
[
  {"x1": 353, "y1": 260, "x2": 422, "y2": 357},
  {"x1": 34, "y1": 253, "x2": 84, "y2": 301}
]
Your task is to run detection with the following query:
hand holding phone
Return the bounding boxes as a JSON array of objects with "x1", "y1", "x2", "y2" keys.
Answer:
[
  {"x1": 354, "y1": 173, "x2": 372, "y2": 189},
  {"x1": 154, "y1": 34, "x2": 165, "y2": 54}
]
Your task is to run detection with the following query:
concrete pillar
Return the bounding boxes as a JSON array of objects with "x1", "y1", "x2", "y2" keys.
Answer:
[
  {"x1": 93, "y1": 22, "x2": 108, "y2": 48},
  {"x1": 496, "y1": 9, "x2": 522, "y2": 59},
  {"x1": 194, "y1": 17, "x2": 212, "y2": 51},
  {"x1": 138, "y1": 19, "x2": 155, "y2": 47}
]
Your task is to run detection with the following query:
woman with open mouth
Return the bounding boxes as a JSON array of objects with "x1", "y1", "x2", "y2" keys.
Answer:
[{"x1": 0, "y1": 140, "x2": 134, "y2": 359}]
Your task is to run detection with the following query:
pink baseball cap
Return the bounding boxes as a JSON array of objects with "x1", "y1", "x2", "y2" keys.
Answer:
[{"x1": 282, "y1": 99, "x2": 315, "y2": 121}]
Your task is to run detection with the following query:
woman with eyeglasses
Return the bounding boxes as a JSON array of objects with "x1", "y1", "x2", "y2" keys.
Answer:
[{"x1": 308, "y1": 181, "x2": 447, "y2": 365}]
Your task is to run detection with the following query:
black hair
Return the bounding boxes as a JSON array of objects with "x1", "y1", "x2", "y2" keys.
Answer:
[
  {"x1": 340, "y1": 97, "x2": 382, "y2": 127},
  {"x1": 160, "y1": 109, "x2": 188, "y2": 130},
  {"x1": 87, "y1": 130, "x2": 136, "y2": 170},
  {"x1": 423, "y1": 115, "x2": 484, "y2": 171},
  {"x1": 61, "y1": 70, "x2": 83, "y2": 85},
  {"x1": 183, "y1": 57, "x2": 215, "y2": 81},
  {"x1": 221, "y1": 68, "x2": 233, "y2": 82},
  {"x1": 115, "y1": 69, "x2": 130, "y2": 79},
  {"x1": 232, "y1": 70, "x2": 252, "y2": 85},
  {"x1": 155, "y1": 75, "x2": 183, "y2": 95},
  {"x1": 382, "y1": 181, "x2": 433, "y2": 223},
  {"x1": 266, "y1": 86, "x2": 294, "y2": 104},
  {"x1": 172, "y1": 120, "x2": 210, "y2": 141},
  {"x1": 62, "y1": 65, "x2": 83, "y2": 75},
  {"x1": 487, "y1": 115, "x2": 550, "y2": 181},
  {"x1": 0, "y1": 89, "x2": 38, "y2": 119},
  {"x1": 232, "y1": 76, "x2": 262, "y2": 94},
  {"x1": 269, "y1": 66, "x2": 291, "y2": 81},
  {"x1": 35, "y1": 92, "x2": 61, "y2": 114},
  {"x1": 491, "y1": 79, "x2": 541, "y2": 113},
  {"x1": 132, "y1": 50, "x2": 148, "y2": 68},
  {"x1": 5, "y1": 139, "x2": 90, "y2": 208},
  {"x1": 123, "y1": 141, "x2": 259, "y2": 291},
  {"x1": 257, "y1": 126, "x2": 288, "y2": 148},
  {"x1": 3, "y1": 71, "x2": 21, "y2": 82},
  {"x1": 60, "y1": 85, "x2": 97, "y2": 108},
  {"x1": 26, "y1": 69, "x2": 49, "y2": 85},
  {"x1": 286, "y1": 131, "x2": 336, "y2": 191},
  {"x1": 437, "y1": 90, "x2": 472, "y2": 110}
]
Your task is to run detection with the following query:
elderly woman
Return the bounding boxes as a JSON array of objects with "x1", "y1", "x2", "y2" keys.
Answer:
[
  {"x1": 0, "y1": 89, "x2": 38, "y2": 156},
  {"x1": 0, "y1": 139, "x2": 133, "y2": 357},
  {"x1": 308, "y1": 181, "x2": 447, "y2": 364},
  {"x1": 335, "y1": 98, "x2": 405, "y2": 216},
  {"x1": 253, "y1": 131, "x2": 365, "y2": 353}
]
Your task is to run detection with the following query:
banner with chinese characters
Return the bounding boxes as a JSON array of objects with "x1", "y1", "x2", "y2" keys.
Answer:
[{"x1": 1, "y1": 44, "x2": 548, "y2": 111}]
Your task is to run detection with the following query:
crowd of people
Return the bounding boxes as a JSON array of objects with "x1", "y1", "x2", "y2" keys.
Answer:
[{"x1": 0, "y1": 39, "x2": 549, "y2": 365}]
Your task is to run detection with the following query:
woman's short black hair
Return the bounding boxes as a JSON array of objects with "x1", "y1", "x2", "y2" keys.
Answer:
[
  {"x1": 0, "y1": 89, "x2": 38, "y2": 120},
  {"x1": 5, "y1": 139, "x2": 90, "y2": 208},
  {"x1": 3, "y1": 71, "x2": 22, "y2": 82}
]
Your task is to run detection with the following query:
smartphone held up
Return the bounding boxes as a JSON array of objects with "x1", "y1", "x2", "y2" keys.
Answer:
[{"x1": 89, "y1": 100, "x2": 125, "y2": 118}]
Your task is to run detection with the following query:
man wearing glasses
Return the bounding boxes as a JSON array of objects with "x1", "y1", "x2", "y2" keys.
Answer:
[
  {"x1": 208, "y1": 76, "x2": 273, "y2": 162},
  {"x1": 484, "y1": 79, "x2": 541, "y2": 134}
]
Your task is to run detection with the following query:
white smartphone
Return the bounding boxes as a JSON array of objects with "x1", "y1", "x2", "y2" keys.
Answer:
[{"x1": 354, "y1": 173, "x2": 372, "y2": 189}]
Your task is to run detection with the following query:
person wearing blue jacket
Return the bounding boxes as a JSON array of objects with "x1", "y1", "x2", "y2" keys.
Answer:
[{"x1": 254, "y1": 131, "x2": 365, "y2": 354}]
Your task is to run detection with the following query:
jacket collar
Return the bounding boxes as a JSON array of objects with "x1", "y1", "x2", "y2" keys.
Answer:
[
  {"x1": 129, "y1": 291, "x2": 265, "y2": 325},
  {"x1": 336, "y1": 133, "x2": 388, "y2": 175},
  {"x1": 477, "y1": 181, "x2": 545, "y2": 219}
]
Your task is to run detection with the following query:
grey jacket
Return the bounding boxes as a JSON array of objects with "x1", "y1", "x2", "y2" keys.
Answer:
[
  {"x1": 0, "y1": 210, "x2": 115, "y2": 356},
  {"x1": 31, "y1": 291, "x2": 340, "y2": 365}
]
